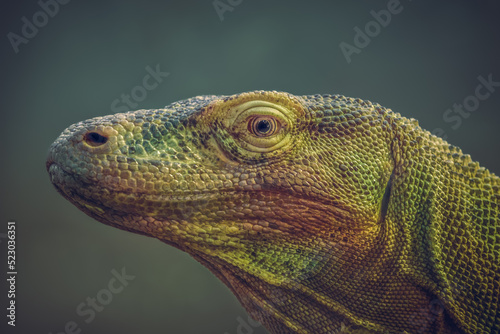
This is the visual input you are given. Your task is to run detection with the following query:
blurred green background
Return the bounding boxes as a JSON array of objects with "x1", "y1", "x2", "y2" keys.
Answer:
[{"x1": 1, "y1": 0, "x2": 499, "y2": 333}]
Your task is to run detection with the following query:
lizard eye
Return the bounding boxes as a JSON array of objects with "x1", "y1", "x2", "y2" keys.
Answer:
[
  {"x1": 248, "y1": 116, "x2": 280, "y2": 137},
  {"x1": 225, "y1": 100, "x2": 294, "y2": 154}
]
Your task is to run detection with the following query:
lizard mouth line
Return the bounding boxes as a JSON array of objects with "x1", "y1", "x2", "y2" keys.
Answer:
[
  {"x1": 48, "y1": 161, "x2": 239, "y2": 200},
  {"x1": 47, "y1": 162, "x2": 352, "y2": 220}
]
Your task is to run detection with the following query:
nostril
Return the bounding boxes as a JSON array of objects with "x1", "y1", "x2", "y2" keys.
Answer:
[{"x1": 84, "y1": 132, "x2": 108, "y2": 147}]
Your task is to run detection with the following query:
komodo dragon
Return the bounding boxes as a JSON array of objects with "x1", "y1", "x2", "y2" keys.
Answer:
[{"x1": 47, "y1": 91, "x2": 500, "y2": 333}]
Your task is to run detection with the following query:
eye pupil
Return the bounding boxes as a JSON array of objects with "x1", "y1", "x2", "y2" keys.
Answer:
[
  {"x1": 257, "y1": 120, "x2": 271, "y2": 134},
  {"x1": 249, "y1": 117, "x2": 278, "y2": 137}
]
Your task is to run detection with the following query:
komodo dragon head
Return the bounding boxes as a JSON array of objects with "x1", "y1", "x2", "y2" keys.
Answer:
[{"x1": 47, "y1": 91, "x2": 470, "y2": 333}]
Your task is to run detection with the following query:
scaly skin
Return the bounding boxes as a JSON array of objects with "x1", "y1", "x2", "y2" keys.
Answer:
[{"x1": 47, "y1": 91, "x2": 499, "y2": 333}]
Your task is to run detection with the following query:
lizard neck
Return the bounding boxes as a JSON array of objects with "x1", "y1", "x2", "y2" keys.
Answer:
[
  {"x1": 387, "y1": 121, "x2": 500, "y2": 333},
  {"x1": 190, "y1": 229, "x2": 459, "y2": 333}
]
